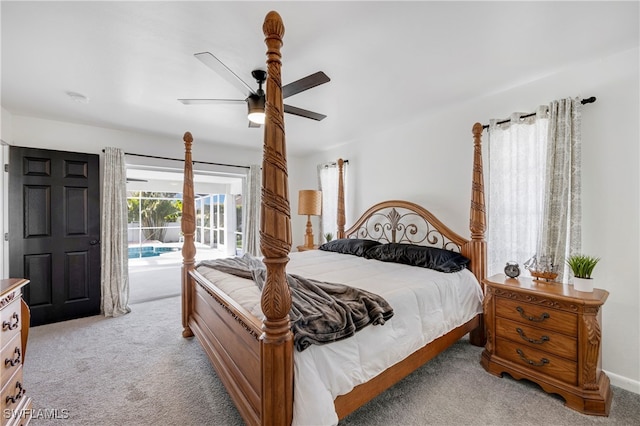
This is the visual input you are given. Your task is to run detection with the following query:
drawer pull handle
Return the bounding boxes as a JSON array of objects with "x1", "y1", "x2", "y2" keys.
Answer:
[
  {"x1": 516, "y1": 306, "x2": 549, "y2": 322},
  {"x1": 516, "y1": 327, "x2": 550, "y2": 345},
  {"x1": 516, "y1": 348, "x2": 549, "y2": 367},
  {"x1": 4, "y1": 347, "x2": 21, "y2": 367},
  {"x1": 2, "y1": 312, "x2": 19, "y2": 331},
  {"x1": 5, "y1": 381, "x2": 25, "y2": 405}
]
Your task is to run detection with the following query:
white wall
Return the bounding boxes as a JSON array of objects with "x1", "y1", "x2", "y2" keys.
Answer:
[{"x1": 304, "y1": 47, "x2": 640, "y2": 393}]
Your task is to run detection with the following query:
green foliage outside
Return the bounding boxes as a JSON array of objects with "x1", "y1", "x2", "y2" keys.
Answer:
[{"x1": 128, "y1": 192, "x2": 182, "y2": 242}]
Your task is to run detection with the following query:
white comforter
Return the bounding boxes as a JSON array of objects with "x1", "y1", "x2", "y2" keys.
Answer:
[{"x1": 197, "y1": 250, "x2": 484, "y2": 426}]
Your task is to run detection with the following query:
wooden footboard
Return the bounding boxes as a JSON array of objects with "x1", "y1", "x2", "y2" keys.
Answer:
[{"x1": 187, "y1": 270, "x2": 263, "y2": 424}]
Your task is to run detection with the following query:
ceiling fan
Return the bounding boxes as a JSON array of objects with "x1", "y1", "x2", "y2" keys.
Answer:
[{"x1": 179, "y1": 52, "x2": 330, "y2": 127}]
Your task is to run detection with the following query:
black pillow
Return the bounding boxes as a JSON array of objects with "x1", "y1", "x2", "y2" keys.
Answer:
[
  {"x1": 364, "y1": 243, "x2": 470, "y2": 273},
  {"x1": 318, "y1": 238, "x2": 382, "y2": 257}
]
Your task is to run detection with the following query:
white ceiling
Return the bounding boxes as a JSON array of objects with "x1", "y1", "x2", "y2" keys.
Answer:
[{"x1": 2, "y1": 1, "x2": 638, "y2": 156}]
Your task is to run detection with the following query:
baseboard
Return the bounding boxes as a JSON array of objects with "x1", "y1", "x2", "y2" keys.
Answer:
[{"x1": 605, "y1": 370, "x2": 640, "y2": 394}]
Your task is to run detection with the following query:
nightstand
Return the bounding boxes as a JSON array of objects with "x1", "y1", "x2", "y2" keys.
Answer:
[
  {"x1": 296, "y1": 245, "x2": 318, "y2": 252},
  {"x1": 480, "y1": 274, "x2": 611, "y2": 416}
]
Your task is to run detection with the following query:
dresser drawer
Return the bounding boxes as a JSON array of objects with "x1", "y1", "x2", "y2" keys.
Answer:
[
  {"x1": 495, "y1": 317, "x2": 577, "y2": 360},
  {"x1": 496, "y1": 337, "x2": 577, "y2": 385},
  {"x1": 0, "y1": 334, "x2": 22, "y2": 386},
  {"x1": 0, "y1": 298, "x2": 22, "y2": 349},
  {"x1": 2, "y1": 390, "x2": 31, "y2": 426},
  {"x1": 495, "y1": 297, "x2": 577, "y2": 335},
  {"x1": 1, "y1": 367, "x2": 25, "y2": 415}
]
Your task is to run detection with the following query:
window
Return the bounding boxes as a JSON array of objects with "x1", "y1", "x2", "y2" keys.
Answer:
[
  {"x1": 487, "y1": 114, "x2": 548, "y2": 276},
  {"x1": 127, "y1": 191, "x2": 182, "y2": 248},
  {"x1": 318, "y1": 160, "x2": 348, "y2": 241},
  {"x1": 127, "y1": 191, "x2": 241, "y2": 256},
  {"x1": 197, "y1": 194, "x2": 225, "y2": 247},
  {"x1": 487, "y1": 99, "x2": 582, "y2": 281}
]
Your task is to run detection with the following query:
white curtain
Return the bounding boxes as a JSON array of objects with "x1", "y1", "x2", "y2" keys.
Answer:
[
  {"x1": 101, "y1": 147, "x2": 131, "y2": 317},
  {"x1": 242, "y1": 164, "x2": 261, "y2": 256},
  {"x1": 317, "y1": 161, "x2": 348, "y2": 241},
  {"x1": 487, "y1": 109, "x2": 549, "y2": 277},
  {"x1": 537, "y1": 98, "x2": 582, "y2": 281}
]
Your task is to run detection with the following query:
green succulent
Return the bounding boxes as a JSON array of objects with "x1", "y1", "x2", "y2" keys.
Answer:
[{"x1": 565, "y1": 254, "x2": 600, "y2": 279}]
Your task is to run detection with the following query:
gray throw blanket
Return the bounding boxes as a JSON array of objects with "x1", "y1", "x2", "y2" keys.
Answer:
[{"x1": 198, "y1": 254, "x2": 394, "y2": 352}]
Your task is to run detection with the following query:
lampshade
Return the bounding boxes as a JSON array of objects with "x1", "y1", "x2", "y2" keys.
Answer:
[
  {"x1": 298, "y1": 190, "x2": 322, "y2": 216},
  {"x1": 247, "y1": 94, "x2": 266, "y2": 124}
]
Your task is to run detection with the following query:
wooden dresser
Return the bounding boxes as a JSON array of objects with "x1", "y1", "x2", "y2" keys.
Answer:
[
  {"x1": 0, "y1": 279, "x2": 31, "y2": 426},
  {"x1": 481, "y1": 274, "x2": 611, "y2": 416}
]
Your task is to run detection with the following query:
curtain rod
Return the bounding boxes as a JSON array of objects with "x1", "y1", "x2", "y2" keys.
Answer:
[
  {"x1": 102, "y1": 150, "x2": 250, "y2": 170},
  {"x1": 321, "y1": 159, "x2": 350, "y2": 167},
  {"x1": 482, "y1": 96, "x2": 596, "y2": 130}
]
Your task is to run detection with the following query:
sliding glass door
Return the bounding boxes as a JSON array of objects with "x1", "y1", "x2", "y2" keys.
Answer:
[{"x1": 197, "y1": 194, "x2": 226, "y2": 252}]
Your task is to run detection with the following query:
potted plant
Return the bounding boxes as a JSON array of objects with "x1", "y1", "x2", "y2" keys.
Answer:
[
  {"x1": 324, "y1": 232, "x2": 334, "y2": 243},
  {"x1": 566, "y1": 254, "x2": 600, "y2": 292}
]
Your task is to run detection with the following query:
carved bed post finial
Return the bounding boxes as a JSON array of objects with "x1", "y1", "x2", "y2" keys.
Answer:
[
  {"x1": 181, "y1": 131, "x2": 195, "y2": 338},
  {"x1": 337, "y1": 158, "x2": 346, "y2": 239},
  {"x1": 470, "y1": 122, "x2": 487, "y2": 282},
  {"x1": 469, "y1": 123, "x2": 487, "y2": 347},
  {"x1": 260, "y1": 10, "x2": 294, "y2": 426}
]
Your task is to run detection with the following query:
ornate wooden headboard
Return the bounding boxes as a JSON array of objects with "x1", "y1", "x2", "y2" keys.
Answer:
[{"x1": 344, "y1": 200, "x2": 468, "y2": 253}]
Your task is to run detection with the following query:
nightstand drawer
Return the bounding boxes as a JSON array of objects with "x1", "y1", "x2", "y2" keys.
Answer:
[
  {"x1": 496, "y1": 317, "x2": 577, "y2": 360},
  {"x1": 496, "y1": 297, "x2": 577, "y2": 335},
  {"x1": 496, "y1": 338, "x2": 577, "y2": 385}
]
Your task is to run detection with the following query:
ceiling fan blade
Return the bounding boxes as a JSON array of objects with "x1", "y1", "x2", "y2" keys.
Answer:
[
  {"x1": 194, "y1": 52, "x2": 256, "y2": 96},
  {"x1": 284, "y1": 104, "x2": 327, "y2": 121},
  {"x1": 178, "y1": 99, "x2": 246, "y2": 105},
  {"x1": 282, "y1": 71, "x2": 330, "y2": 99}
]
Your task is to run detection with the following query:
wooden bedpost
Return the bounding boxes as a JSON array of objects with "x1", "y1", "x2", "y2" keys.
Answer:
[
  {"x1": 336, "y1": 158, "x2": 346, "y2": 239},
  {"x1": 181, "y1": 131, "x2": 195, "y2": 338},
  {"x1": 260, "y1": 11, "x2": 294, "y2": 426},
  {"x1": 469, "y1": 122, "x2": 487, "y2": 346}
]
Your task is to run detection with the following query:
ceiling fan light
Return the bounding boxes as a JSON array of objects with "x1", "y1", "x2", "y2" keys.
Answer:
[
  {"x1": 248, "y1": 112, "x2": 265, "y2": 125},
  {"x1": 247, "y1": 94, "x2": 266, "y2": 124}
]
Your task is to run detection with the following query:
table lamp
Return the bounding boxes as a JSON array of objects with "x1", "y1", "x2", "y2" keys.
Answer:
[{"x1": 298, "y1": 190, "x2": 322, "y2": 248}]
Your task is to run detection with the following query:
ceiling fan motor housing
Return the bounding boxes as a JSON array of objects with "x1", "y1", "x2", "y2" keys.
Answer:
[
  {"x1": 247, "y1": 93, "x2": 265, "y2": 112},
  {"x1": 251, "y1": 70, "x2": 267, "y2": 84}
]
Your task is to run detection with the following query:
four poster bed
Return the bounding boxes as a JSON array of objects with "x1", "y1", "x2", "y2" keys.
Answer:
[{"x1": 180, "y1": 11, "x2": 487, "y2": 426}]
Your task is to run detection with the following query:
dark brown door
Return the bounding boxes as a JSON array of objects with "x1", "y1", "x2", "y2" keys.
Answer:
[{"x1": 8, "y1": 147, "x2": 101, "y2": 326}]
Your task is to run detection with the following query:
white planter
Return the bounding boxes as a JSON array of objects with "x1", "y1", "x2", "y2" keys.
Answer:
[{"x1": 573, "y1": 277, "x2": 594, "y2": 292}]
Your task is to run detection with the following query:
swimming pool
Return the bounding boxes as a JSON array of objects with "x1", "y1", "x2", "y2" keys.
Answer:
[{"x1": 128, "y1": 246, "x2": 180, "y2": 258}]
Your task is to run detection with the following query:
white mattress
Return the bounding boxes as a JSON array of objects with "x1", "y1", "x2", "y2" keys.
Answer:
[{"x1": 196, "y1": 250, "x2": 484, "y2": 426}]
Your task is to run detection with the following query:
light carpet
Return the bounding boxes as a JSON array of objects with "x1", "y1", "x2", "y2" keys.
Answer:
[{"x1": 24, "y1": 295, "x2": 640, "y2": 425}]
